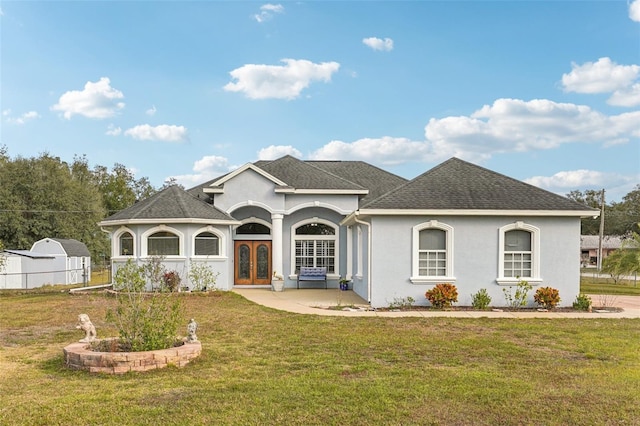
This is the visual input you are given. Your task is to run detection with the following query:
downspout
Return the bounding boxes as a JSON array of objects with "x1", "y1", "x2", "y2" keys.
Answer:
[{"x1": 353, "y1": 212, "x2": 372, "y2": 304}]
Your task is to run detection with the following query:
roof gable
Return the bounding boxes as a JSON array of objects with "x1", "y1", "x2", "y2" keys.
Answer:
[{"x1": 361, "y1": 157, "x2": 599, "y2": 212}]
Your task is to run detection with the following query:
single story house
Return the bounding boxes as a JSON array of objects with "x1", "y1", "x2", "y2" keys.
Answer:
[
  {"x1": 98, "y1": 156, "x2": 598, "y2": 308},
  {"x1": 0, "y1": 238, "x2": 90, "y2": 288},
  {"x1": 580, "y1": 235, "x2": 624, "y2": 267}
]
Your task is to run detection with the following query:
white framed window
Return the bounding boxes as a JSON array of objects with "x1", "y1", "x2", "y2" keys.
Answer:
[
  {"x1": 497, "y1": 222, "x2": 542, "y2": 285},
  {"x1": 112, "y1": 227, "x2": 136, "y2": 258},
  {"x1": 411, "y1": 220, "x2": 455, "y2": 284},
  {"x1": 192, "y1": 226, "x2": 225, "y2": 257},
  {"x1": 290, "y1": 218, "x2": 338, "y2": 276},
  {"x1": 141, "y1": 226, "x2": 184, "y2": 258}
]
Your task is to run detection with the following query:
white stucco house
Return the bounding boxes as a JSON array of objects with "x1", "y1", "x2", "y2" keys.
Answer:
[{"x1": 98, "y1": 156, "x2": 598, "y2": 308}]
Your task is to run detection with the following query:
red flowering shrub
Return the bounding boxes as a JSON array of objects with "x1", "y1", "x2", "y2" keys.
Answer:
[
  {"x1": 534, "y1": 286, "x2": 561, "y2": 309},
  {"x1": 163, "y1": 271, "x2": 182, "y2": 292},
  {"x1": 425, "y1": 283, "x2": 458, "y2": 309}
]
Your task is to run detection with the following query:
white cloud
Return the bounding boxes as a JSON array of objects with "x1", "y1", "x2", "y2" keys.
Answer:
[
  {"x1": 257, "y1": 145, "x2": 303, "y2": 160},
  {"x1": 525, "y1": 169, "x2": 637, "y2": 201},
  {"x1": 5, "y1": 110, "x2": 40, "y2": 125},
  {"x1": 310, "y1": 98, "x2": 640, "y2": 165},
  {"x1": 254, "y1": 3, "x2": 284, "y2": 22},
  {"x1": 105, "y1": 124, "x2": 122, "y2": 136},
  {"x1": 170, "y1": 155, "x2": 235, "y2": 188},
  {"x1": 124, "y1": 124, "x2": 188, "y2": 142},
  {"x1": 630, "y1": 0, "x2": 640, "y2": 22},
  {"x1": 561, "y1": 57, "x2": 640, "y2": 106},
  {"x1": 608, "y1": 83, "x2": 640, "y2": 107},
  {"x1": 146, "y1": 105, "x2": 157, "y2": 116},
  {"x1": 362, "y1": 37, "x2": 394, "y2": 52},
  {"x1": 223, "y1": 59, "x2": 340, "y2": 100},
  {"x1": 51, "y1": 77, "x2": 125, "y2": 119},
  {"x1": 310, "y1": 137, "x2": 431, "y2": 165}
]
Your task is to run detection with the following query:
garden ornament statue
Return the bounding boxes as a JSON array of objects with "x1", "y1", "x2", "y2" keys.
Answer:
[
  {"x1": 76, "y1": 314, "x2": 97, "y2": 343},
  {"x1": 187, "y1": 318, "x2": 198, "y2": 343}
]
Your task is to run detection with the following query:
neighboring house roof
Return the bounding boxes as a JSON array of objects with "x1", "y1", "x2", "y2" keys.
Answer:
[
  {"x1": 3, "y1": 250, "x2": 55, "y2": 259},
  {"x1": 49, "y1": 238, "x2": 91, "y2": 257},
  {"x1": 360, "y1": 157, "x2": 599, "y2": 213},
  {"x1": 99, "y1": 185, "x2": 237, "y2": 225},
  {"x1": 580, "y1": 235, "x2": 624, "y2": 250}
]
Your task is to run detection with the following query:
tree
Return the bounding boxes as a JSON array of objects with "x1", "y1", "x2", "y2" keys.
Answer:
[
  {"x1": 601, "y1": 231, "x2": 640, "y2": 282},
  {"x1": 94, "y1": 163, "x2": 156, "y2": 215},
  {"x1": 566, "y1": 189, "x2": 602, "y2": 235}
]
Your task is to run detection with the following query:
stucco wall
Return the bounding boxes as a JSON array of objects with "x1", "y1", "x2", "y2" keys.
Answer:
[{"x1": 367, "y1": 215, "x2": 581, "y2": 308}]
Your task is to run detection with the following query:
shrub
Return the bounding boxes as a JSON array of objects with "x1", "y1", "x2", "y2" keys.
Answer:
[
  {"x1": 388, "y1": 296, "x2": 415, "y2": 310},
  {"x1": 188, "y1": 261, "x2": 220, "y2": 291},
  {"x1": 425, "y1": 283, "x2": 458, "y2": 309},
  {"x1": 502, "y1": 279, "x2": 532, "y2": 309},
  {"x1": 109, "y1": 259, "x2": 184, "y2": 351},
  {"x1": 573, "y1": 294, "x2": 592, "y2": 311},
  {"x1": 163, "y1": 271, "x2": 182, "y2": 292},
  {"x1": 534, "y1": 286, "x2": 561, "y2": 309},
  {"x1": 471, "y1": 288, "x2": 492, "y2": 310}
]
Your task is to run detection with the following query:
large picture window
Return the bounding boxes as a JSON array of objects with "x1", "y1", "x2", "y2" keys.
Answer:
[
  {"x1": 411, "y1": 221, "x2": 455, "y2": 284},
  {"x1": 292, "y1": 221, "x2": 337, "y2": 274},
  {"x1": 148, "y1": 231, "x2": 179, "y2": 256}
]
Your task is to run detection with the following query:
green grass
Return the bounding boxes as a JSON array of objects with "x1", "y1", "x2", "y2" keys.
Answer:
[
  {"x1": 580, "y1": 274, "x2": 640, "y2": 296},
  {"x1": 1, "y1": 291, "x2": 639, "y2": 425}
]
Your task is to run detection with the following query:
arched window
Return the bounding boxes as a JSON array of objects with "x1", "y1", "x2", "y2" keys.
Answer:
[
  {"x1": 291, "y1": 220, "x2": 337, "y2": 274},
  {"x1": 411, "y1": 221, "x2": 455, "y2": 284},
  {"x1": 148, "y1": 231, "x2": 179, "y2": 256},
  {"x1": 119, "y1": 232, "x2": 133, "y2": 256},
  {"x1": 195, "y1": 232, "x2": 219, "y2": 256},
  {"x1": 497, "y1": 222, "x2": 541, "y2": 285}
]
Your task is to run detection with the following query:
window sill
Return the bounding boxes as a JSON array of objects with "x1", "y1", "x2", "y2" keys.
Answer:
[
  {"x1": 191, "y1": 256, "x2": 227, "y2": 261},
  {"x1": 495, "y1": 278, "x2": 543, "y2": 286},
  {"x1": 410, "y1": 276, "x2": 456, "y2": 285}
]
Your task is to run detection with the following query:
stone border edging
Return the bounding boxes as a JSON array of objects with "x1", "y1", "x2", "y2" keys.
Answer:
[{"x1": 63, "y1": 339, "x2": 202, "y2": 374}]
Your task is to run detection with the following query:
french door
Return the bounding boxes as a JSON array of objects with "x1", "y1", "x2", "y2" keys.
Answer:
[{"x1": 234, "y1": 241, "x2": 272, "y2": 285}]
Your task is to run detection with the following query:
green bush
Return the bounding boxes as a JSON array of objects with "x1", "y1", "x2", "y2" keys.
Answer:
[
  {"x1": 109, "y1": 259, "x2": 184, "y2": 351},
  {"x1": 502, "y1": 279, "x2": 532, "y2": 309},
  {"x1": 471, "y1": 288, "x2": 492, "y2": 310},
  {"x1": 534, "y1": 286, "x2": 561, "y2": 309},
  {"x1": 188, "y1": 261, "x2": 220, "y2": 291},
  {"x1": 573, "y1": 294, "x2": 592, "y2": 311},
  {"x1": 425, "y1": 283, "x2": 458, "y2": 309}
]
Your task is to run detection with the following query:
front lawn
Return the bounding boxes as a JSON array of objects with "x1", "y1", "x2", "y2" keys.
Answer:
[{"x1": 0, "y1": 291, "x2": 638, "y2": 425}]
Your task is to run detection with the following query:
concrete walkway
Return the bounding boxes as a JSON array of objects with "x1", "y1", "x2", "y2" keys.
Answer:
[{"x1": 232, "y1": 288, "x2": 640, "y2": 318}]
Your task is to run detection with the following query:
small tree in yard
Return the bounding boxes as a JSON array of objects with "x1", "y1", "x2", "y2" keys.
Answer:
[
  {"x1": 601, "y1": 230, "x2": 640, "y2": 283},
  {"x1": 108, "y1": 259, "x2": 184, "y2": 352}
]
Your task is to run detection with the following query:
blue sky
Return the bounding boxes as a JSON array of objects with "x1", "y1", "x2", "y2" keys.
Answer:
[{"x1": 1, "y1": 1, "x2": 639, "y2": 202}]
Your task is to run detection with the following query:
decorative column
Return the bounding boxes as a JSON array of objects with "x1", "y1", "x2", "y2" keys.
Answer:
[
  {"x1": 346, "y1": 225, "x2": 353, "y2": 280},
  {"x1": 271, "y1": 213, "x2": 284, "y2": 278}
]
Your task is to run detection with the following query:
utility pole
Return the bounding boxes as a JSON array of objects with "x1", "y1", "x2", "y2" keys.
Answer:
[{"x1": 597, "y1": 189, "x2": 605, "y2": 271}]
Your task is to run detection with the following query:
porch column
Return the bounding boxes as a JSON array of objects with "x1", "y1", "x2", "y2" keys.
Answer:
[{"x1": 271, "y1": 213, "x2": 284, "y2": 278}]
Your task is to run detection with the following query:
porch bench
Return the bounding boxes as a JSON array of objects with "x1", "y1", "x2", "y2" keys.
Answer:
[{"x1": 296, "y1": 267, "x2": 327, "y2": 289}]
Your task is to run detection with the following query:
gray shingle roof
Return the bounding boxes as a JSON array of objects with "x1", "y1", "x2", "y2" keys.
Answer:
[
  {"x1": 580, "y1": 235, "x2": 624, "y2": 250},
  {"x1": 307, "y1": 160, "x2": 408, "y2": 203},
  {"x1": 254, "y1": 155, "x2": 368, "y2": 191},
  {"x1": 362, "y1": 157, "x2": 599, "y2": 211},
  {"x1": 51, "y1": 238, "x2": 91, "y2": 257},
  {"x1": 101, "y1": 185, "x2": 235, "y2": 222}
]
